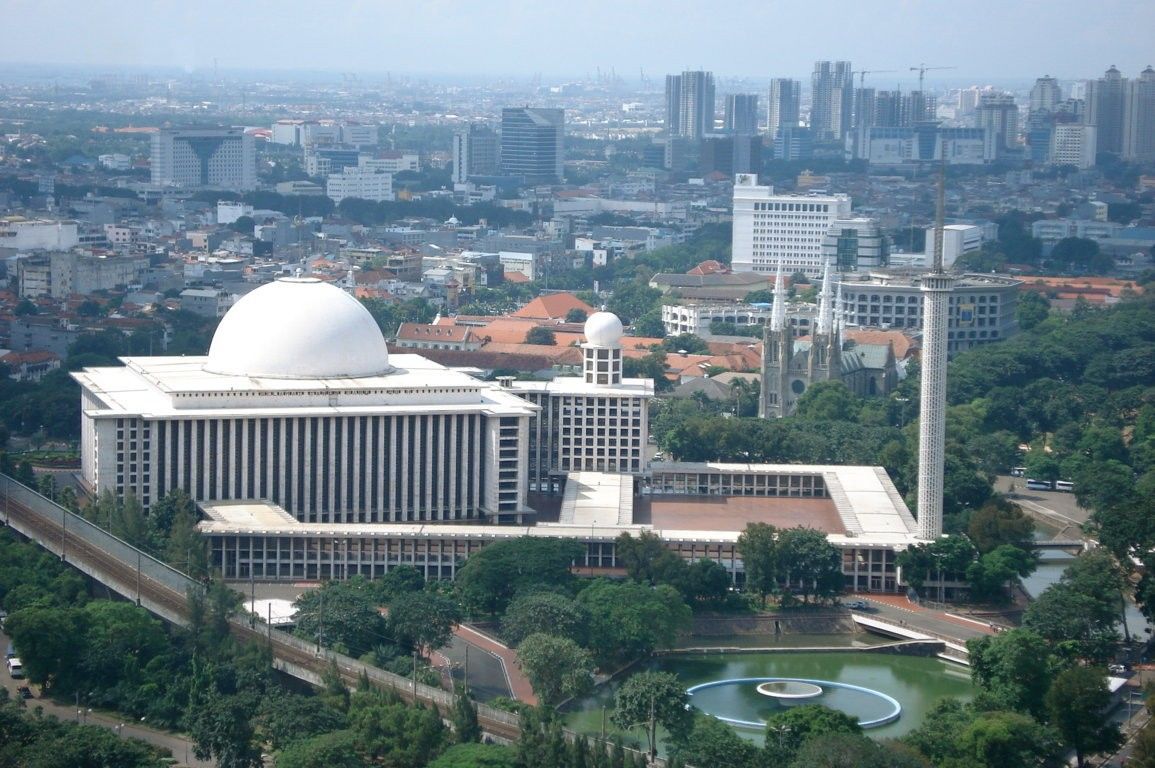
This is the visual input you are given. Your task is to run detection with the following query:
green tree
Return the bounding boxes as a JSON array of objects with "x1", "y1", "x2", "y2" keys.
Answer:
[
  {"x1": 455, "y1": 538, "x2": 583, "y2": 616},
  {"x1": 566, "y1": 308, "x2": 589, "y2": 323},
  {"x1": 2, "y1": 605, "x2": 84, "y2": 691},
  {"x1": 451, "y1": 692, "x2": 482, "y2": 744},
  {"x1": 525, "y1": 326, "x2": 558, "y2": 346},
  {"x1": 1016, "y1": 291, "x2": 1051, "y2": 331},
  {"x1": 1045, "y1": 666, "x2": 1122, "y2": 766},
  {"x1": 260, "y1": 691, "x2": 347, "y2": 751},
  {"x1": 737, "y1": 522, "x2": 780, "y2": 606},
  {"x1": 777, "y1": 527, "x2": 844, "y2": 603},
  {"x1": 188, "y1": 689, "x2": 264, "y2": 768},
  {"x1": 660, "y1": 333, "x2": 709, "y2": 355},
  {"x1": 611, "y1": 672, "x2": 692, "y2": 762},
  {"x1": 429, "y1": 743, "x2": 517, "y2": 768},
  {"x1": 276, "y1": 731, "x2": 363, "y2": 768},
  {"x1": 348, "y1": 694, "x2": 447, "y2": 768},
  {"x1": 953, "y1": 710, "x2": 1062, "y2": 768},
  {"x1": 764, "y1": 703, "x2": 862, "y2": 764},
  {"x1": 967, "y1": 628, "x2": 1056, "y2": 718},
  {"x1": 966, "y1": 545, "x2": 1037, "y2": 603},
  {"x1": 515, "y1": 633, "x2": 595, "y2": 707},
  {"x1": 675, "y1": 715, "x2": 763, "y2": 768},
  {"x1": 794, "y1": 381, "x2": 862, "y2": 422},
  {"x1": 967, "y1": 498, "x2": 1035, "y2": 553},
  {"x1": 501, "y1": 592, "x2": 589, "y2": 647},
  {"x1": 388, "y1": 591, "x2": 461, "y2": 659},
  {"x1": 615, "y1": 530, "x2": 687, "y2": 587},
  {"x1": 630, "y1": 309, "x2": 666, "y2": 339},
  {"x1": 293, "y1": 580, "x2": 388, "y2": 657},
  {"x1": 577, "y1": 580, "x2": 691, "y2": 666},
  {"x1": 377, "y1": 565, "x2": 426, "y2": 603}
]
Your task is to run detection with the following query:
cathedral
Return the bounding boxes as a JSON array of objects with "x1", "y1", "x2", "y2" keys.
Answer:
[{"x1": 760, "y1": 261, "x2": 895, "y2": 418}]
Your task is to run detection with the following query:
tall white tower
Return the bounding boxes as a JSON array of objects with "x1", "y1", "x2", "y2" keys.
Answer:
[{"x1": 916, "y1": 169, "x2": 953, "y2": 540}]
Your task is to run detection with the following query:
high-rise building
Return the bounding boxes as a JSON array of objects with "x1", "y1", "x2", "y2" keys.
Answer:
[
  {"x1": 767, "y1": 79, "x2": 801, "y2": 138},
  {"x1": 700, "y1": 136, "x2": 762, "y2": 175},
  {"x1": 1123, "y1": 66, "x2": 1155, "y2": 162},
  {"x1": 1029, "y1": 75, "x2": 1063, "y2": 116},
  {"x1": 1050, "y1": 124, "x2": 1097, "y2": 168},
  {"x1": 731, "y1": 174, "x2": 852, "y2": 277},
  {"x1": 1086, "y1": 65, "x2": 1127, "y2": 155},
  {"x1": 724, "y1": 94, "x2": 759, "y2": 135},
  {"x1": 500, "y1": 108, "x2": 564, "y2": 184},
  {"x1": 452, "y1": 124, "x2": 499, "y2": 184},
  {"x1": 810, "y1": 61, "x2": 854, "y2": 141},
  {"x1": 665, "y1": 71, "x2": 716, "y2": 139},
  {"x1": 150, "y1": 128, "x2": 256, "y2": 191},
  {"x1": 976, "y1": 93, "x2": 1020, "y2": 156}
]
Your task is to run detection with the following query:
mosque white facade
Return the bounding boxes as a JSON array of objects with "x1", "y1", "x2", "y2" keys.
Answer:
[
  {"x1": 74, "y1": 278, "x2": 537, "y2": 524},
  {"x1": 74, "y1": 277, "x2": 928, "y2": 589}
]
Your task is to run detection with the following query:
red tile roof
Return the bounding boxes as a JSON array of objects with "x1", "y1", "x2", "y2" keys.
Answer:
[{"x1": 512, "y1": 293, "x2": 597, "y2": 321}]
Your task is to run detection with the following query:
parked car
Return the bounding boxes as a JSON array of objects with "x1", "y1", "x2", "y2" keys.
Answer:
[
  {"x1": 16, "y1": 685, "x2": 32, "y2": 700},
  {"x1": 846, "y1": 600, "x2": 869, "y2": 610}
]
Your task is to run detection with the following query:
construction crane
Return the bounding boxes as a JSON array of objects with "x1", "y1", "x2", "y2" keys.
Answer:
[
  {"x1": 856, "y1": 69, "x2": 898, "y2": 88},
  {"x1": 910, "y1": 64, "x2": 957, "y2": 94}
]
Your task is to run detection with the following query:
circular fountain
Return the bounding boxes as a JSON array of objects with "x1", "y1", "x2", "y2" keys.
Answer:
[
  {"x1": 686, "y1": 676, "x2": 902, "y2": 730},
  {"x1": 755, "y1": 680, "x2": 824, "y2": 700}
]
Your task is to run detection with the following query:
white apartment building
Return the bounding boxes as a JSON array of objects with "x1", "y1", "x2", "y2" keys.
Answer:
[
  {"x1": 326, "y1": 167, "x2": 394, "y2": 203},
  {"x1": 731, "y1": 174, "x2": 852, "y2": 278},
  {"x1": 150, "y1": 128, "x2": 256, "y2": 191},
  {"x1": 661, "y1": 302, "x2": 774, "y2": 336},
  {"x1": 98, "y1": 154, "x2": 132, "y2": 171},
  {"x1": 1050, "y1": 124, "x2": 1097, "y2": 169}
]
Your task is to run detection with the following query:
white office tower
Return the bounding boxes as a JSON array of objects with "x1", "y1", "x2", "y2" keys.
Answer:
[
  {"x1": 731, "y1": 174, "x2": 852, "y2": 278},
  {"x1": 916, "y1": 175, "x2": 953, "y2": 541},
  {"x1": 150, "y1": 128, "x2": 256, "y2": 191},
  {"x1": 1029, "y1": 75, "x2": 1063, "y2": 116}
]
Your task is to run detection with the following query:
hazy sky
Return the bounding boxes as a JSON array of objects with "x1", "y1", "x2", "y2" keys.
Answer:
[{"x1": 3, "y1": 0, "x2": 1152, "y2": 83}]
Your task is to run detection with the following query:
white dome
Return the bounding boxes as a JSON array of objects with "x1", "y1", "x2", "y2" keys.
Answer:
[
  {"x1": 583, "y1": 311, "x2": 623, "y2": 347},
  {"x1": 205, "y1": 278, "x2": 390, "y2": 379}
]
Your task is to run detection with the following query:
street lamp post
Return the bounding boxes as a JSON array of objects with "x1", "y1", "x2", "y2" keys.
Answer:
[{"x1": 136, "y1": 550, "x2": 142, "y2": 605}]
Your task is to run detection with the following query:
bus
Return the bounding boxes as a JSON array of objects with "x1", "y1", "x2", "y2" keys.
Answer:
[
  {"x1": 1055, "y1": 480, "x2": 1075, "y2": 493},
  {"x1": 1025, "y1": 479, "x2": 1053, "y2": 491}
]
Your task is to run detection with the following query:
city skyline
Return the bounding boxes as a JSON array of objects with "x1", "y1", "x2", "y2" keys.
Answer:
[{"x1": 1, "y1": 0, "x2": 1152, "y2": 82}]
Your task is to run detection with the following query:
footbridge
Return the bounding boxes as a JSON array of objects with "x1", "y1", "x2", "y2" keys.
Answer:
[{"x1": 0, "y1": 475, "x2": 521, "y2": 739}]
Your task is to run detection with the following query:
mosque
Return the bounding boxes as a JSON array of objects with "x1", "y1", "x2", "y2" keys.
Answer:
[{"x1": 74, "y1": 276, "x2": 928, "y2": 590}]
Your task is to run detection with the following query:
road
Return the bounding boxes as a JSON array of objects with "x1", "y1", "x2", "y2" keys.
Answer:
[
  {"x1": 994, "y1": 475, "x2": 1090, "y2": 535},
  {"x1": 2, "y1": 628, "x2": 211, "y2": 767}
]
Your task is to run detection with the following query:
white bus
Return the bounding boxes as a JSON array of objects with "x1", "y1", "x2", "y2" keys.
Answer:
[
  {"x1": 6, "y1": 657, "x2": 24, "y2": 679},
  {"x1": 1025, "y1": 479, "x2": 1053, "y2": 491},
  {"x1": 1055, "y1": 480, "x2": 1075, "y2": 493}
]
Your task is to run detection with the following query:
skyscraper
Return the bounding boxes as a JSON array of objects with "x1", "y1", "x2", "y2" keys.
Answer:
[
  {"x1": 500, "y1": 108, "x2": 564, "y2": 184},
  {"x1": 1086, "y1": 65, "x2": 1127, "y2": 155},
  {"x1": 1029, "y1": 75, "x2": 1063, "y2": 116},
  {"x1": 1124, "y1": 66, "x2": 1155, "y2": 162},
  {"x1": 724, "y1": 94, "x2": 759, "y2": 135},
  {"x1": 976, "y1": 93, "x2": 1020, "y2": 157},
  {"x1": 665, "y1": 71, "x2": 716, "y2": 139},
  {"x1": 150, "y1": 128, "x2": 256, "y2": 191},
  {"x1": 810, "y1": 61, "x2": 854, "y2": 141},
  {"x1": 767, "y1": 79, "x2": 801, "y2": 139},
  {"x1": 452, "y1": 124, "x2": 498, "y2": 184}
]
